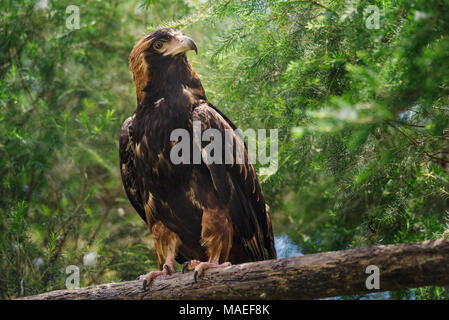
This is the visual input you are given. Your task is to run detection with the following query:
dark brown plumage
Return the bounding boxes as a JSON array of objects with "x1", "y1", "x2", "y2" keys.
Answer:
[{"x1": 119, "y1": 28, "x2": 276, "y2": 289}]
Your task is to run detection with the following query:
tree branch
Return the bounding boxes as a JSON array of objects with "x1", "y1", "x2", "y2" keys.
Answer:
[{"x1": 18, "y1": 239, "x2": 449, "y2": 300}]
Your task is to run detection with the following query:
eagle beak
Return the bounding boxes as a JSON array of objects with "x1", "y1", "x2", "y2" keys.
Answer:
[
  {"x1": 186, "y1": 37, "x2": 198, "y2": 54},
  {"x1": 180, "y1": 35, "x2": 197, "y2": 55},
  {"x1": 164, "y1": 35, "x2": 198, "y2": 56}
]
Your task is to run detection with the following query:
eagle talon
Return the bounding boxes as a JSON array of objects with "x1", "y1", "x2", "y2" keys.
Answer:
[
  {"x1": 164, "y1": 264, "x2": 171, "y2": 275},
  {"x1": 182, "y1": 261, "x2": 191, "y2": 274},
  {"x1": 142, "y1": 279, "x2": 148, "y2": 291},
  {"x1": 193, "y1": 270, "x2": 198, "y2": 283}
]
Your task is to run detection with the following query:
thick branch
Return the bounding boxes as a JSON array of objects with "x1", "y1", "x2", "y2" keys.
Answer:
[{"x1": 19, "y1": 239, "x2": 449, "y2": 300}]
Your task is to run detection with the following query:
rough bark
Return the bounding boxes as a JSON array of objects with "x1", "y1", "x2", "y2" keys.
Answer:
[{"x1": 19, "y1": 239, "x2": 449, "y2": 300}]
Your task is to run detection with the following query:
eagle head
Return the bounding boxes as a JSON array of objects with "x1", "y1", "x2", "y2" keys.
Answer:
[{"x1": 129, "y1": 28, "x2": 199, "y2": 103}]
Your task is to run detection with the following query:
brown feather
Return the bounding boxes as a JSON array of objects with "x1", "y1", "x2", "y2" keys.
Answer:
[{"x1": 120, "y1": 29, "x2": 276, "y2": 271}]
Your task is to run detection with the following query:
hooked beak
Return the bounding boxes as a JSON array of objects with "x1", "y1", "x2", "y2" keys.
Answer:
[
  {"x1": 163, "y1": 35, "x2": 198, "y2": 56},
  {"x1": 185, "y1": 36, "x2": 198, "y2": 54}
]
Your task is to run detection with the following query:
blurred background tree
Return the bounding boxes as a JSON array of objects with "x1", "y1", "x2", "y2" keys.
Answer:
[{"x1": 1, "y1": 0, "x2": 448, "y2": 299}]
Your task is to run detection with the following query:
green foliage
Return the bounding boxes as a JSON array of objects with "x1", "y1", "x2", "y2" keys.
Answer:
[
  {"x1": 1, "y1": 0, "x2": 448, "y2": 299},
  {"x1": 188, "y1": 0, "x2": 449, "y2": 299},
  {"x1": 0, "y1": 0, "x2": 181, "y2": 298}
]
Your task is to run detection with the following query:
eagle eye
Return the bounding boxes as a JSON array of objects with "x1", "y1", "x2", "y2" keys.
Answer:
[{"x1": 153, "y1": 40, "x2": 164, "y2": 51}]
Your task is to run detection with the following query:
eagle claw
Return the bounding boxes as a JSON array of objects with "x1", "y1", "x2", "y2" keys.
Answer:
[
  {"x1": 164, "y1": 264, "x2": 171, "y2": 275},
  {"x1": 182, "y1": 261, "x2": 191, "y2": 274},
  {"x1": 142, "y1": 279, "x2": 148, "y2": 291},
  {"x1": 193, "y1": 270, "x2": 198, "y2": 283}
]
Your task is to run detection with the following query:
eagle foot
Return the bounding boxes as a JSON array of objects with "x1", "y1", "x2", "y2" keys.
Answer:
[
  {"x1": 182, "y1": 260, "x2": 231, "y2": 283},
  {"x1": 137, "y1": 263, "x2": 175, "y2": 291}
]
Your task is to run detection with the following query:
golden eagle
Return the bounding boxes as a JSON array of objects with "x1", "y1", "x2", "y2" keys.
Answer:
[{"x1": 120, "y1": 28, "x2": 276, "y2": 290}]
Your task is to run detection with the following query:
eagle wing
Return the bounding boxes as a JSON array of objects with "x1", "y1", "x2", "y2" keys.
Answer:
[
  {"x1": 193, "y1": 103, "x2": 276, "y2": 261},
  {"x1": 119, "y1": 115, "x2": 147, "y2": 223}
]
